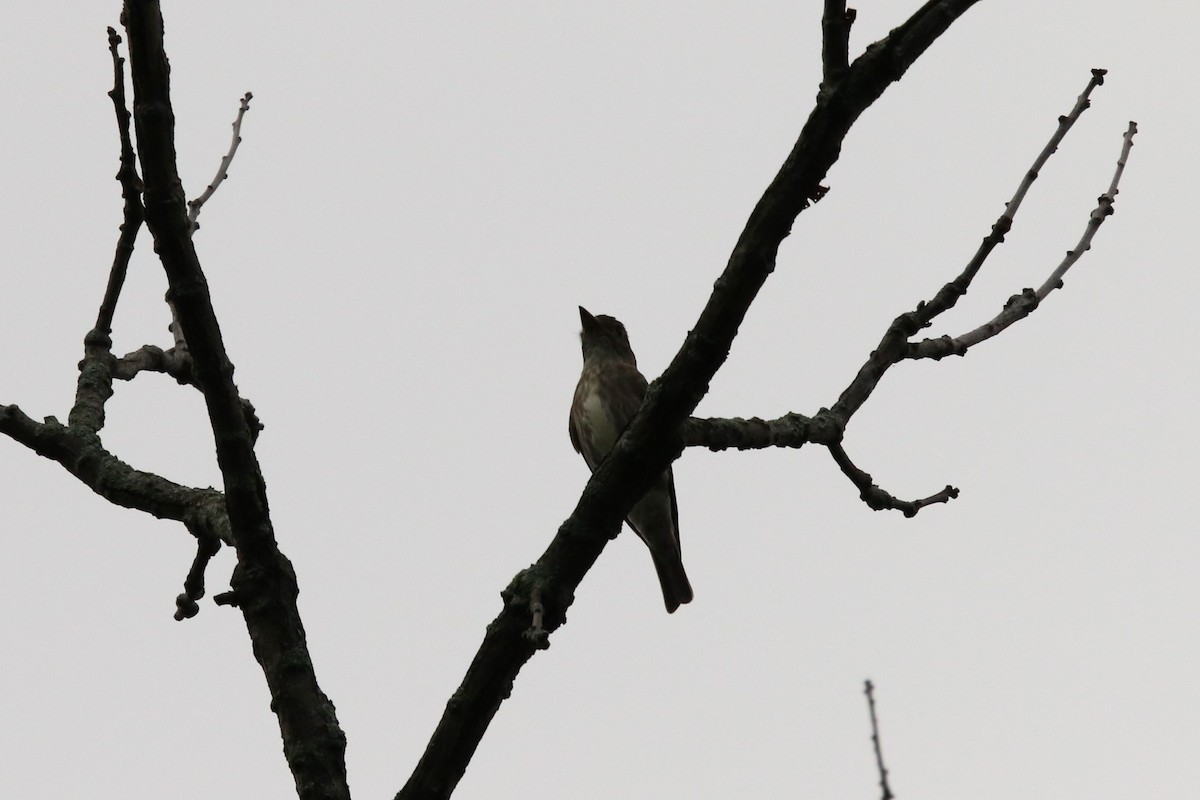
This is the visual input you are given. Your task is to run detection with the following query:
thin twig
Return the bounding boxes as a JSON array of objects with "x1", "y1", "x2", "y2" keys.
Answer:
[
  {"x1": 96, "y1": 27, "x2": 145, "y2": 335},
  {"x1": 187, "y1": 91, "x2": 253, "y2": 236},
  {"x1": 922, "y1": 71, "x2": 1109, "y2": 323},
  {"x1": 820, "y1": 1, "x2": 856, "y2": 90},
  {"x1": 830, "y1": 443, "x2": 958, "y2": 516},
  {"x1": 831, "y1": 70, "x2": 1114, "y2": 422},
  {"x1": 864, "y1": 680, "x2": 895, "y2": 800},
  {"x1": 69, "y1": 28, "x2": 149, "y2": 435},
  {"x1": 911, "y1": 117, "x2": 1137, "y2": 356}
]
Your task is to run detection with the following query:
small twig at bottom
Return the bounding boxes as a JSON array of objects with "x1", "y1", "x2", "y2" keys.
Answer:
[{"x1": 864, "y1": 679, "x2": 895, "y2": 800}]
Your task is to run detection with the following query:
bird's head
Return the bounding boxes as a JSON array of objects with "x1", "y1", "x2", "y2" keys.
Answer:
[{"x1": 578, "y1": 306, "x2": 636, "y2": 363}]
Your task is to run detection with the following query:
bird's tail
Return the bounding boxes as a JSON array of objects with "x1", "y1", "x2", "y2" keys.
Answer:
[{"x1": 651, "y1": 551, "x2": 694, "y2": 614}]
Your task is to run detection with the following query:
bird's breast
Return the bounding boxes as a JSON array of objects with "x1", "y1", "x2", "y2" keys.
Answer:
[{"x1": 575, "y1": 385, "x2": 621, "y2": 457}]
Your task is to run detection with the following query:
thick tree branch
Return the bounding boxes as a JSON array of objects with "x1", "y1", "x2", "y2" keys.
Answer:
[
  {"x1": 0, "y1": 403, "x2": 228, "y2": 532},
  {"x1": 399, "y1": 4, "x2": 982, "y2": 798},
  {"x1": 68, "y1": 30, "x2": 147, "y2": 437},
  {"x1": 121, "y1": 3, "x2": 347, "y2": 798},
  {"x1": 1, "y1": 399, "x2": 232, "y2": 617}
]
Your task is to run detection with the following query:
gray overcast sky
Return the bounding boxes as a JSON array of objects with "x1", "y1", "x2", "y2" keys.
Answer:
[{"x1": 2, "y1": 2, "x2": 1196, "y2": 798}]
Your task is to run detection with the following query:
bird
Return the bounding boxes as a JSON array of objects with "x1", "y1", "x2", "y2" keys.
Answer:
[{"x1": 569, "y1": 306, "x2": 694, "y2": 613}]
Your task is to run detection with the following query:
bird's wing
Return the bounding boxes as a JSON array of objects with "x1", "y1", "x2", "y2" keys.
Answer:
[
  {"x1": 666, "y1": 466, "x2": 680, "y2": 552},
  {"x1": 604, "y1": 361, "x2": 650, "y2": 428},
  {"x1": 568, "y1": 406, "x2": 582, "y2": 454}
]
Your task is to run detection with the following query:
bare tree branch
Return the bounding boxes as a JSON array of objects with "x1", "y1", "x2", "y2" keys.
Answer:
[
  {"x1": 187, "y1": 90, "x2": 253, "y2": 236},
  {"x1": 68, "y1": 30, "x2": 148, "y2": 437},
  {"x1": 0, "y1": 404, "x2": 228, "y2": 532},
  {"x1": 96, "y1": 26, "x2": 144, "y2": 336},
  {"x1": 910, "y1": 118, "x2": 1137, "y2": 357},
  {"x1": 0, "y1": 3, "x2": 1138, "y2": 797},
  {"x1": 864, "y1": 680, "x2": 895, "y2": 800},
  {"x1": 175, "y1": 529, "x2": 223, "y2": 620},
  {"x1": 681, "y1": 411, "x2": 842, "y2": 451},
  {"x1": 821, "y1": 1, "x2": 856, "y2": 89},
  {"x1": 121, "y1": 3, "x2": 348, "y2": 798},
  {"x1": 830, "y1": 443, "x2": 958, "y2": 516}
]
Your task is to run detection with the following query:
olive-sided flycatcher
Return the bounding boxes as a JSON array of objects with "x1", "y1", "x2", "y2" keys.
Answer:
[{"x1": 569, "y1": 306, "x2": 694, "y2": 613}]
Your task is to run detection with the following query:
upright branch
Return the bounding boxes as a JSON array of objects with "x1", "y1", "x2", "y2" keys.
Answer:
[
  {"x1": 67, "y1": 27, "x2": 148, "y2": 436},
  {"x1": 910, "y1": 68, "x2": 1111, "y2": 332},
  {"x1": 96, "y1": 26, "x2": 144, "y2": 337},
  {"x1": 864, "y1": 680, "x2": 895, "y2": 800},
  {"x1": 925, "y1": 117, "x2": 1137, "y2": 352},
  {"x1": 120, "y1": 3, "x2": 349, "y2": 798},
  {"x1": 187, "y1": 91, "x2": 253, "y2": 235}
]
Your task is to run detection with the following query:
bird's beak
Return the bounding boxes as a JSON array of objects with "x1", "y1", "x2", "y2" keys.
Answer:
[{"x1": 578, "y1": 306, "x2": 596, "y2": 328}]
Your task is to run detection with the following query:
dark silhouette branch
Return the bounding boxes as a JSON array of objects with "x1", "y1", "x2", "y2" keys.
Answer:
[
  {"x1": 830, "y1": 443, "x2": 958, "y2": 516},
  {"x1": 121, "y1": 3, "x2": 348, "y2": 799},
  {"x1": 176, "y1": 527, "x2": 223, "y2": 620},
  {"x1": 398, "y1": 4, "x2": 983, "y2": 798},
  {"x1": 2, "y1": 31, "x2": 239, "y2": 621},
  {"x1": 864, "y1": 680, "x2": 895, "y2": 800},
  {"x1": 96, "y1": 26, "x2": 144, "y2": 337},
  {"x1": 821, "y1": 2, "x2": 856, "y2": 89},
  {"x1": 68, "y1": 30, "x2": 147, "y2": 437}
]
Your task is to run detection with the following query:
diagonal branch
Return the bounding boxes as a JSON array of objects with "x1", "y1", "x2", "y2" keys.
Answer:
[
  {"x1": 187, "y1": 91, "x2": 253, "y2": 236},
  {"x1": 69, "y1": 29, "x2": 148, "y2": 437},
  {"x1": 398, "y1": 4, "x2": 983, "y2": 798},
  {"x1": 831, "y1": 69, "x2": 1112, "y2": 423},
  {"x1": 0, "y1": 403, "x2": 229, "y2": 534},
  {"x1": 906, "y1": 68, "x2": 1109, "y2": 336},
  {"x1": 864, "y1": 680, "x2": 895, "y2": 800},
  {"x1": 96, "y1": 26, "x2": 144, "y2": 336},
  {"x1": 121, "y1": 3, "x2": 347, "y2": 798},
  {"x1": 909, "y1": 118, "x2": 1137, "y2": 357}
]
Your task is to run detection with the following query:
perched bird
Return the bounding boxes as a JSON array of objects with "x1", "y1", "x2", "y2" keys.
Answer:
[{"x1": 569, "y1": 306, "x2": 694, "y2": 613}]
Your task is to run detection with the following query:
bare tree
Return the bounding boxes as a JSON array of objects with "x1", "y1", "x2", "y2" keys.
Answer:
[{"x1": 0, "y1": 2, "x2": 1135, "y2": 799}]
